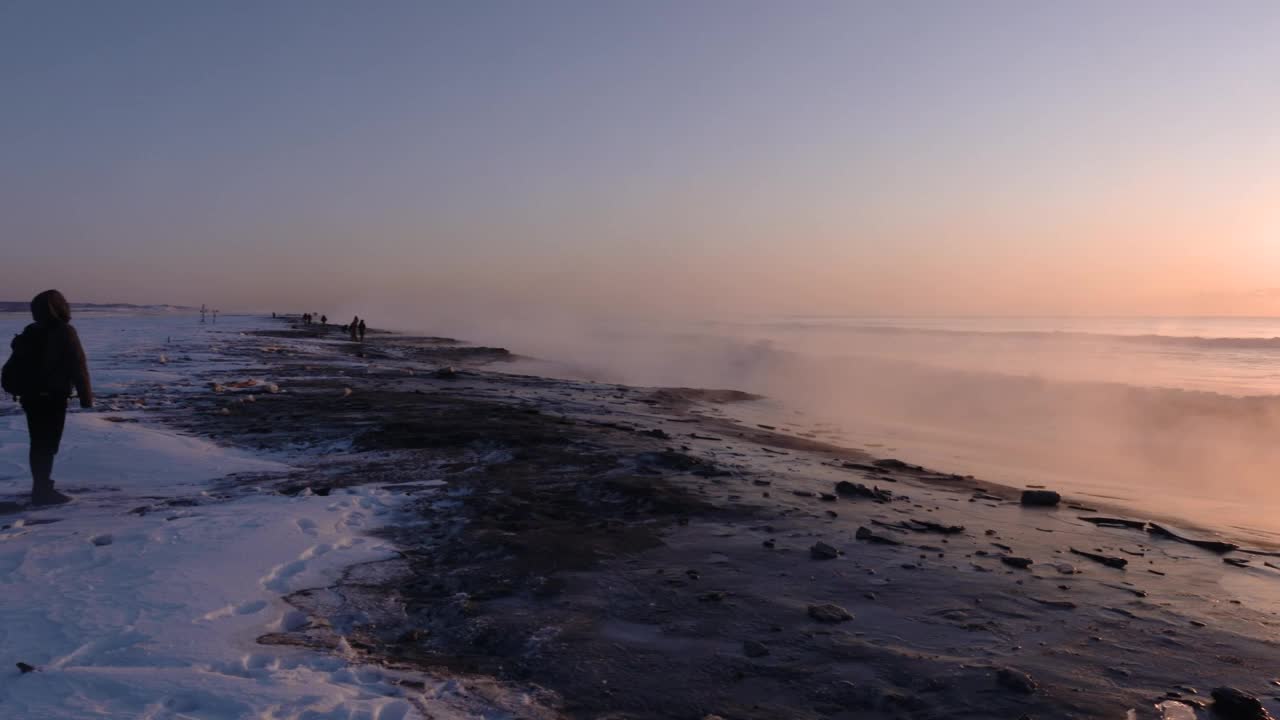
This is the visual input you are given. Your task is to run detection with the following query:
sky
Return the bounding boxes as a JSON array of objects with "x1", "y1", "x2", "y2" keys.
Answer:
[{"x1": 1, "y1": 0, "x2": 1277, "y2": 317}]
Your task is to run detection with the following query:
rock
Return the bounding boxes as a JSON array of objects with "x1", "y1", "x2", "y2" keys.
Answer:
[
  {"x1": 855, "y1": 526, "x2": 901, "y2": 545},
  {"x1": 793, "y1": 490, "x2": 815, "y2": 498},
  {"x1": 762, "y1": 538, "x2": 776, "y2": 549},
  {"x1": 842, "y1": 462, "x2": 889, "y2": 474},
  {"x1": 1069, "y1": 547, "x2": 1128, "y2": 569},
  {"x1": 819, "y1": 493, "x2": 838, "y2": 502},
  {"x1": 1001, "y1": 556, "x2": 1033, "y2": 569},
  {"x1": 1020, "y1": 490, "x2": 1061, "y2": 507},
  {"x1": 1211, "y1": 687, "x2": 1274, "y2": 719},
  {"x1": 835, "y1": 481, "x2": 893, "y2": 502},
  {"x1": 997, "y1": 667, "x2": 1038, "y2": 694},
  {"x1": 16, "y1": 662, "x2": 35, "y2": 674},
  {"x1": 743, "y1": 640, "x2": 770, "y2": 658},
  {"x1": 341, "y1": 388, "x2": 353, "y2": 397},
  {"x1": 808, "y1": 603, "x2": 853, "y2": 623},
  {"x1": 873, "y1": 459, "x2": 920, "y2": 471},
  {"x1": 1031, "y1": 598, "x2": 1077, "y2": 610},
  {"x1": 1079, "y1": 516, "x2": 1147, "y2": 530},
  {"x1": 907, "y1": 519, "x2": 965, "y2": 534},
  {"x1": 90, "y1": 534, "x2": 113, "y2": 547},
  {"x1": 643, "y1": 429, "x2": 671, "y2": 440},
  {"x1": 1148, "y1": 524, "x2": 1239, "y2": 554},
  {"x1": 1053, "y1": 562, "x2": 1077, "y2": 575},
  {"x1": 810, "y1": 542, "x2": 839, "y2": 560},
  {"x1": 435, "y1": 366, "x2": 458, "y2": 379}
]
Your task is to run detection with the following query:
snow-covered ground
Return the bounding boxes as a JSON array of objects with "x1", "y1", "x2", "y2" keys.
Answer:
[{"x1": 0, "y1": 311, "x2": 482, "y2": 720}]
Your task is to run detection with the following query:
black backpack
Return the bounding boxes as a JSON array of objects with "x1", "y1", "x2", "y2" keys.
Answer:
[{"x1": 2, "y1": 330, "x2": 42, "y2": 398}]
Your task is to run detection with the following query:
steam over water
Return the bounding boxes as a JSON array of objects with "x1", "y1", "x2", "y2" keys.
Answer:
[{"x1": 498, "y1": 316, "x2": 1280, "y2": 543}]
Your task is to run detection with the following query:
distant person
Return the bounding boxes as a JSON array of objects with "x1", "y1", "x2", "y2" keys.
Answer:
[
  {"x1": 320, "y1": 314, "x2": 327, "y2": 326},
  {"x1": 358, "y1": 319, "x2": 366, "y2": 342},
  {"x1": 350, "y1": 316, "x2": 359, "y2": 341},
  {"x1": 1, "y1": 290, "x2": 93, "y2": 505}
]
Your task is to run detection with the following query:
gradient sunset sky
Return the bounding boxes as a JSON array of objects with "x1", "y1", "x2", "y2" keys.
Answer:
[{"x1": 2, "y1": 1, "x2": 1277, "y2": 317}]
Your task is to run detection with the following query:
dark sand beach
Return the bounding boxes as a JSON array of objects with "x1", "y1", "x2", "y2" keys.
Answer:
[{"x1": 136, "y1": 317, "x2": 1280, "y2": 720}]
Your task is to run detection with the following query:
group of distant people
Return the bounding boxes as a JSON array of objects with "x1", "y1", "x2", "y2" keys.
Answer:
[{"x1": 296, "y1": 312, "x2": 366, "y2": 342}]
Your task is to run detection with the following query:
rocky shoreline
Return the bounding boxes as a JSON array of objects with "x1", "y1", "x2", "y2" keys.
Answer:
[{"x1": 139, "y1": 317, "x2": 1280, "y2": 720}]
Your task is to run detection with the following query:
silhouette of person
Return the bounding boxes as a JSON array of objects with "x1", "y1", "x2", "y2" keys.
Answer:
[
  {"x1": 350, "y1": 317, "x2": 360, "y2": 341},
  {"x1": 2, "y1": 290, "x2": 93, "y2": 505},
  {"x1": 358, "y1": 319, "x2": 366, "y2": 342}
]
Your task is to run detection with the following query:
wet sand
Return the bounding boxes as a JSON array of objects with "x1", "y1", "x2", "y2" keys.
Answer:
[{"x1": 143, "y1": 318, "x2": 1280, "y2": 719}]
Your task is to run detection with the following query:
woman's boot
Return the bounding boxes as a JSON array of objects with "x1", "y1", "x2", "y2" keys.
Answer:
[{"x1": 30, "y1": 453, "x2": 71, "y2": 506}]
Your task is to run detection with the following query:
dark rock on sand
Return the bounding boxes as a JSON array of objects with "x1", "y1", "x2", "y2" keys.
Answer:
[
  {"x1": 856, "y1": 526, "x2": 902, "y2": 545},
  {"x1": 642, "y1": 428, "x2": 671, "y2": 440},
  {"x1": 808, "y1": 603, "x2": 853, "y2": 623},
  {"x1": 835, "y1": 481, "x2": 893, "y2": 502},
  {"x1": 873, "y1": 459, "x2": 921, "y2": 471},
  {"x1": 743, "y1": 640, "x2": 770, "y2": 658},
  {"x1": 1070, "y1": 547, "x2": 1128, "y2": 569},
  {"x1": 1211, "y1": 687, "x2": 1274, "y2": 719},
  {"x1": 1148, "y1": 523, "x2": 1240, "y2": 554},
  {"x1": 842, "y1": 462, "x2": 888, "y2": 474},
  {"x1": 1080, "y1": 516, "x2": 1148, "y2": 530},
  {"x1": 16, "y1": 662, "x2": 35, "y2": 674},
  {"x1": 1020, "y1": 490, "x2": 1061, "y2": 507},
  {"x1": 1001, "y1": 556, "x2": 1033, "y2": 569},
  {"x1": 997, "y1": 668, "x2": 1038, "y2": 694},
  {"x1": 811, "y1": 542, "x2": 840, "y2": 560},
  {"x1": 907, "y1": 519, "x2": 965, "y2": 534}
]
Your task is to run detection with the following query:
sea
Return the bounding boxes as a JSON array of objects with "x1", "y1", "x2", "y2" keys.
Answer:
[{"x1": 506, "y1": 315, "x2": 1280, "y2": 544}]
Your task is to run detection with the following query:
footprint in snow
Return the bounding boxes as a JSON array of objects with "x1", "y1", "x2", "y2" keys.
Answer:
[{"x1": 261, "y1": 559, "x2": 307, "y2": 592}]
